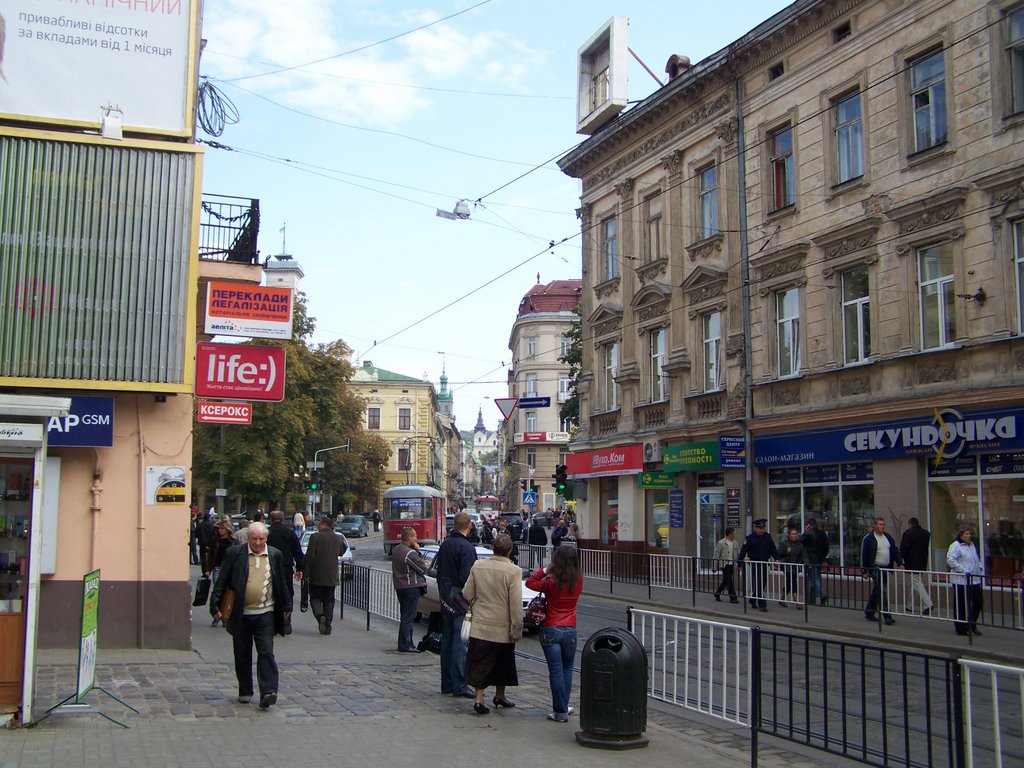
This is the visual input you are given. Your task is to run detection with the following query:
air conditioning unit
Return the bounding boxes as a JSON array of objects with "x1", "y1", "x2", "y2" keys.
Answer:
[{"x1": 642, "y1": 439, "x2": 662, "y2": 463}]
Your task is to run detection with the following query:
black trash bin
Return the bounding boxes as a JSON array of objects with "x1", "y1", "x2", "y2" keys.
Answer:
[{"x1": 576, "y1": 627, "x2": 649, "y2": 750}]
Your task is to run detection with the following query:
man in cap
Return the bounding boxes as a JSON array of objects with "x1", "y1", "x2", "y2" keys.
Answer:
[
  {"x1": 737, "y1": 519, "x2": 778, "y2": 612},
  {"x1": 304, "y1": 515, "x2": 346, "y2": 635}
]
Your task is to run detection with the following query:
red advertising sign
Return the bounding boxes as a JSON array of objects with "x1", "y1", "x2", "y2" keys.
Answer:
[
  {"x1": 195, "y1": 343, "x2": 286, "y2": 401},
  {"x1": 566, "y1": 444, "x2": 644, "y2": 478},
  {"x1": 197, "y1": 400, "x2": 253, "y2": 425}
]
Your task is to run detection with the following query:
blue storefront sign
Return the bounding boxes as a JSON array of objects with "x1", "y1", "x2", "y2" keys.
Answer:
[
  {"x1": 719, "y1": 435, "x2": 746, "y2": 468},
  {"x1": 46, "y1": 396, "x2": 115, "y2": 447},
  {"x1": 754, "y1": 406, "x2": 1024, "y2": 467},
  {"x1": 668, "y1": 489, "x2": 685, "y2": 528}
]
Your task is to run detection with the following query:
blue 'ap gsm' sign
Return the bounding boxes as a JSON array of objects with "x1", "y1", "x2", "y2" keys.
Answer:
[{"x1": 46, "y1": 396, "x2": 115, "y2": 447}]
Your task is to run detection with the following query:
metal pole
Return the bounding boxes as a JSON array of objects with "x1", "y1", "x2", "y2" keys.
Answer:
[
  {"x1": 750, "y1": 626, "x2": 761, "y2": 768},
  {"x1": 736, "y1": 75, "x2": 754, "y2": 533},
  {"x1": 217, "y1": 425, "x2": 225, "y2": 517}
]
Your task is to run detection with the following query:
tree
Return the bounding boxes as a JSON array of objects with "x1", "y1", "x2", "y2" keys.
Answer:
[{"x1": 559, "y1": 304, "x2": 582, "y2": 429}]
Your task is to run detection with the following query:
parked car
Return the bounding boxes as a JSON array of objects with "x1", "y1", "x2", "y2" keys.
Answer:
[
  {"x1": 416, "y1": 544, "x2": 541, "y2": 630},
  {"x1": 336, "y1": 514, "x2": 369, "y2": 538},
  {"x1": 300, "y1": 529, "x2": 354, "y2": 579},
  {"x1": 499, "y1": 512, "x2": 525, "y2": 541}
]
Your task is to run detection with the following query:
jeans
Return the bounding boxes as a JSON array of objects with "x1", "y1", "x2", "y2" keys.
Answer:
[
  {"x1": 745, "y1": 561, "x2": 768, "y2": 609},
  {"x1": 233, "y1": 612, "x2": 278, "y2": 697},
  {"x1": 953, "y1": 579, "x2": 983, "y2": 634},
  {"x1": 715, "y1": 565, "x2": 736, "y2": 598},
  {"x1": 396, "y1": 588, "x2": 421, "y2": 651},
  {"x1": 539, "y1": 626, "x2": 577, "y2": 715},
  {"x1": 439, "y1": 613, "x2": 467, "y2": 693},
  {"x1": 806, "y1": 564, "x2": 827, "y2": 604},
  {"x1": 865, "y1": 567, "x2": 892, "y2": 620},
  {"x1": 309, "y1": 584, "x2": 335, "y2": 627}
]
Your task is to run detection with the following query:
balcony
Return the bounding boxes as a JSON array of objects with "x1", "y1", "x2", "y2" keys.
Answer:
[
  {"x1": 200, "y1": 194, "x2": 260, "y2": 264},
  {"x1": 635, "y1": 401, "x2": 667, "y2": 429},
  {"x1": 590, "y1": 409, "x2": 620, "y2": 436},
  {"x1": 686, "y1": 391, "x2": 725, "y2": 422}
]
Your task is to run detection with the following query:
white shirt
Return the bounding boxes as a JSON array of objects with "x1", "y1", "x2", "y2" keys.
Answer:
[{"x1": 873, "y1": 532, "x2": 891, "y2": 566}]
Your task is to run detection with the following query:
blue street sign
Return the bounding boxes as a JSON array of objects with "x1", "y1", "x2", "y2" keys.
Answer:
[
  {"x1": 47, "y1": 396, "x2": 115, "y2": 447},
  {"x1": 522, "y1": 491, "x2": 538, "y2": 506},
  {"x1": 518, "y1": 397, "x2": 551, "y2": 408}
]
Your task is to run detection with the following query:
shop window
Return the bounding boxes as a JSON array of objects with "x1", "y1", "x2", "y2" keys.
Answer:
[
  {"x1": 918, "y1": 243, "x2": 956, "y2": 350},
  {"x1": 599, "y1": 476, "x2": 619, "y2": 546},
  {"x1": 841, "y1": 266, "x2": 871, "y2": 364},
  {"x1": 646, "y1": 490, "x2": 669, "y2": 549}
]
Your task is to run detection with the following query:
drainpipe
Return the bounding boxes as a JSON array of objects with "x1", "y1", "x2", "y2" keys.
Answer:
[
  {"x1": 736, "y1": 75, "x2": 754, "y2": 528},
  {"x1": 136, "y1": 399, "x2": 146, "y2": 647},
  {"x1": 90, "y1": 451, "x2": 103, "y2": 570}
]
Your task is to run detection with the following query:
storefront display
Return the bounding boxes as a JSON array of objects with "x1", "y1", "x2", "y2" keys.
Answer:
[{"x1": 0, "y1": 458, "x2": 32, "y2": 706}]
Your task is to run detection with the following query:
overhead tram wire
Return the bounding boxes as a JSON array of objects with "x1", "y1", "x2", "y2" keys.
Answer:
[{"x1": 223, "y1": 0, "x2": 495, "y2": 83}]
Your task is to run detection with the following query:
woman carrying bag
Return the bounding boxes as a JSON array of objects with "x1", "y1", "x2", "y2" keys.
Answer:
[{"x1": 526, "y1": 545, "x2": 583, "y2": 722}]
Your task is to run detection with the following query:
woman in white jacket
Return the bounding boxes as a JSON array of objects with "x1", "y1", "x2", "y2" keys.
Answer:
[{"x1": 946, "y1": 526, "x2": 984, "y2": 636}]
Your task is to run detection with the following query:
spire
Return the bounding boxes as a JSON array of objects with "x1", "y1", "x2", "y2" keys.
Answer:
[{"x1": 474, "y1": 407, "x2": 486, "y2": 433}]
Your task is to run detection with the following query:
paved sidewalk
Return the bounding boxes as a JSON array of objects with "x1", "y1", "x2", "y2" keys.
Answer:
[{"x1": 6, "y1": 588, "x2": 841, "y2": 768}]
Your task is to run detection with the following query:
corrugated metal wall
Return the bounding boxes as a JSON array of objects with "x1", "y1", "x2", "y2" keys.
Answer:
[{"x1": 0, "y1": 136, "x2": 195, "y2": 383}]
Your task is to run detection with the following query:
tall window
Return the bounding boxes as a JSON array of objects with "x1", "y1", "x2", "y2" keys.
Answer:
[
  {"x1": 649, "y1": 328, "x2": 666, "y2": 401},
  {"x1": 525, "y1": 336, "x2": 536, "y2": 358},
  {"x1": 526, "y1": 411, "x2": 537, "y2": 432},
  {"x1": 842, "y1": 266, "x2": 871, "y2": 364},
  {"x1": 526, "y1": 448, "x2": 537, "y2": 470},
  {"x1": 1010, "y1": 7, "x2": 1024, "y2": 114},
  {"x1": 776, "y1": 288, "x2": 801, "y2": 377},
  {"x1": 644, "y1": 192, "x2": 663, "y2": 261},
  {"x1": 919, "y1": 243, "x2": 956, "y2": 349},
  {"x1": 560, "y1": 416, "x2": 573, "y2": 433},
  {"x1": 603, "y1": 343, "x2": 619, "y2": 410},
  {"x1": 590, "y1": 48, "x2": 610, "y2": 108},
  {"x1": 397, "y1": 447, "x2": 411, "y2": 471},
  {"x1": 834, "y1": 91, "x2": 864, "y2": 183},
  {"x1": 526, "y1": 373, "x2": 538, "y2": 397},
  {"x1": 698, "y1": 165, "x2": 718, "y2": 238},
  {"x1": 602, "y1": 217, "x2": 618, "y2": 280},
  {"x1": 560, "y1": 335, "x2": 571, "y2": 357},
  {"x1": 398, "y1": 407, "x2": 411, "y2": 430},
  {"x1": 367, "y1": 407, "x2": 381, "y2": 430},
  {"x1": 1016, "y1": 221, "x2": 1024, "y2": 333},
  {"x1": 558, "y1": 373, "x2": 571, "y2": 401},
  {"x1": 769, "y1": 126, "x2": 795, "y2": 211},
  {"x1": 703, "y1": 311, "x2": 723, "y2": 391},
  {"x1": 910, "y1": 49, "x2": 947, "y2": 152}
]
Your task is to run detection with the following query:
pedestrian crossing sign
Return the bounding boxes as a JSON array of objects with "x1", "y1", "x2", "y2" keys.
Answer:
[{"x1": 522, "y1": 491, "x2": 537, "y2": 506}]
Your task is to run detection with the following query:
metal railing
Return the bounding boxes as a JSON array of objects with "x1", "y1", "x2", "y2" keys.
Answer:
[
  {"x1": 199, "y1": 193, "x2": 260, "y2": 264},
  {"x1": 339, "y1": 564, "x2": 399, "y2": 629},
  {"x1": 960, "y1": 659, "x2": 1024, "y2": 768}
]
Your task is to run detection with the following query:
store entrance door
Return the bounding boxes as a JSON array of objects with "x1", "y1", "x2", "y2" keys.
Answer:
[
  {"x1": 697, "y1": 490, "x2": 724, "y2": 560},
  {"x1": 0, "y1": 457, "x2": 32, "y2": 707}
]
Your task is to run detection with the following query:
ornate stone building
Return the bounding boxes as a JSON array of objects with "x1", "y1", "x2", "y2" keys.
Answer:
[{"x1": 559, "y1": 0, "x2": 1024, "y2": 576}]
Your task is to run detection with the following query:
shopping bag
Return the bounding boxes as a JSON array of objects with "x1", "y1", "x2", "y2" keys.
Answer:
[{"x1": 192, "y1": 576, "x2": 211, "y2": 607}]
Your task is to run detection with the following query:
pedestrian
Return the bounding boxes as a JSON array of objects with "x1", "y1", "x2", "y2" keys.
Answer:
[
  {"x1": 776, "y1": 526, "x2": 805, "y2": 608},
  {"x1": 526, "y1": 544, "x2": 583, "y2": 722},
  {"x1": 435, "y1": 511, "x2": 478, "y2": 698},
  {"x1": 304, "y1": 515, "x2": 346, "y2": 635},
  {"x1": 480, "y1": 518, "x2": 495, "y2": 546},
  {"x1": 463, "y1": 534, "x2": 523, "y2": 715},
  {"x1": 860, "y1": 517, "x2": 903, "y2": 625},
  {"x1": 371, "y1": 509, "x2": 382, "y2": 533},
  {"x1": 189, "y1": 505, "x2": 201, "y2": 565},
  {"x1": 204, "y1": 515, "x2": 236, "y2": 625},
  {"x1": 899, "y1": 516, "x2": 934, "y2": 616},
  {"x1": 527, "y1": 515, "x2": 548, "y2": 569},
  {"x1": 800, "y1": 518, "x2": 830, "y2": 606},
  {"x1": 196, "y1": 508, "x2": 216, "y2": 568},
  {"x1": 947, "y1": 525, "x2": 984, "y2": 636},
  {"x1": 208, "y1": 522, "x2": 291, "y2": 709},
  {"x1": 266, "y1": 510, "x2": 304, "y2": 634},
  {"x1": 391, "y1": 527, "x2": 428, "y2": 652},
  {"x1": 737, "y1": 519, "x2": 778, "y2": 612},
  {"x1": 551, "y1": 517, "x2": 568, "y2": 548},
  {"x1": 712, "y1": 527, "x2": 740, "y2": 603},
  {"x1": 234, "y1": 517, "x2": 250, "y2": 545},
  {"x1": 292, "y1": 509, "x2": 306, "y2": 538}
]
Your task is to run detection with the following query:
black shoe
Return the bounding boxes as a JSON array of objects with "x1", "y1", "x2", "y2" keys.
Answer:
[
  {"x1": 730, "y1": 598, "x2": 739, "y2": 604},
  {"x1": 758, "y1": 606, "x2": 768, "y2": 612},
  {"x1": 970, "y1": 627, "x2": 982, "y2": 636},
  {"x1": 397, "y1": 648, "x2": 421, "y2": 653},
  {"x1": 259, "y1": 692, "x2": 277, "y2": 709},
  {"x1": 318, "y1": 617, "x2": 328, "y2": 635},
  {"x1": 453, "y1": 689, "x2": 475, "y2": 699},
  {"x1": 921, "y1": 607, "x2": 930, "y2": 616},
  {"x1": 713, "y1": 593, "x2": 721, "y2": 602},
  {"x1": 884, "y1": 617, "x2": 896, "y2": 625},
  {"x1": 492, "y1": 696, "x2": 516, "y2": 708},
  {"x1": 237, "y1": 694, "x2": 252, "y2": 704},
  {"x1": 820, "y1": 597, "x2": 828, "y2": 606},
  {"x1": 865, "y1": 614, "x2": 876, "y2": 621},
  {"x1": 473, "y1": 702, "x2": 489, "y2": 715}
]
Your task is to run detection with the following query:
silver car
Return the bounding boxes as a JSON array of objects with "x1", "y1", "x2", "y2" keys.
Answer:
[{"x1": 300, "y1": 529, "x2": 354, "y2": 579}]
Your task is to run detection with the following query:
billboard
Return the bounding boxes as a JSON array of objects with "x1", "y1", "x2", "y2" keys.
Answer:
[
  {"x1": 195, "y1": 343, "x2": 286, "y2": 402},
  {"x1": 0, "y1": 0, "x2": 197, "y2": 135},
  {"x1": 46, "y1": 396, "x2": 115, "y2": 447},
  {"x1": 204, "y1": 282, "x2": 294, "y2": 340}
]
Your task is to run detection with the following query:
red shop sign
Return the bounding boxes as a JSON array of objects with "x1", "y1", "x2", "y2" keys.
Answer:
[
  {"x1": 566, "y1": 444, "x2": 644, "y2": 478},
  {"x1": 195, "y1": 343, "x2": 286, "y2": 402},
  {"x1": 197, "y1": 400, "x2": 253, "y2": 425}
]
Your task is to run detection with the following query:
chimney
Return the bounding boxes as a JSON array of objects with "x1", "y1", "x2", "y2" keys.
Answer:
[{"x1": 665, "y1": 54, "x2": 691, "y2": 82}]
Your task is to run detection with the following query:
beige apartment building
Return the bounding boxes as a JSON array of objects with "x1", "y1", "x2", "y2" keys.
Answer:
[
  {"x1": 559, "y1": 0, "x2": 1024, "y2": 578},
  {"x1": 504, "y1": 280, "x2": 581, "y2": 511}
]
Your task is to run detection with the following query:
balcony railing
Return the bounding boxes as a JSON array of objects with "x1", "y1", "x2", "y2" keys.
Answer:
[
  {"x1": 199, "y1": 194, "x2": 260, "y2": 264},
  {"x1": 635, "y1": 401, "x2": 667, "y2": 429}
]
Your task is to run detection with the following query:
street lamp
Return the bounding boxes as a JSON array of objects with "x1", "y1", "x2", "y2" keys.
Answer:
[{"x1": 312, "y1": 440, "x2": 350, "y2": 515}]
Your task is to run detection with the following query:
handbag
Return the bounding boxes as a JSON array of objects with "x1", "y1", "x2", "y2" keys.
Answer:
[
  {"x1": 219, "y1": 588, "x2": 236, "y2": 621},
  {"x1": 460, "y1": 612, "x2": 472, "y2": 644},
  {"x1": 192, "y1": 576, "x2": 211, "y2": 607},
  {"x1": 440, "y1": 583, "x2": 470, "y2": 616},
  {"x1": 300, "y1": 578, "x2": 309, "y2": 612},
  {"x1": 526, "y1": 594, "x2": 547, "y2": 625}
]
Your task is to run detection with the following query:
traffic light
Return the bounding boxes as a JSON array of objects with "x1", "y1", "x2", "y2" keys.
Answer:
[
  {"x1": 554, "y1": 465, "x2": 568, "y2": 494},
  {"x1": 520, "y1": 479, "x2": 528, "y2": 492},
  {"x1": 308, "y1": 470, "x2": 319, "y2": 492}
]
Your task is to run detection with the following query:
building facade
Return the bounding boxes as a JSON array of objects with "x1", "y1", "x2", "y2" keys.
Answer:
[
  {"x1": 503, "y1": 279, "x2": 581, "y2": 512},
  {"x1": 350, "y1": 362, "x2": 448, "y2": 506},
  {"x1": 559, "y1": 0, "x2": 1024, "y2": 578}
]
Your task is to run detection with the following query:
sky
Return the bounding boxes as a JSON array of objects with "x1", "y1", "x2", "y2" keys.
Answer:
[{"x1": 197, "y1": 0, "x2": 793, "y2": 433}]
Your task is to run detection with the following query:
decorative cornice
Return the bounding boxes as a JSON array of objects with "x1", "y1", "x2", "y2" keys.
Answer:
[
  {"x1": 615, "y1": 361, "x2": 641, "y2": 384},
  {"x1": 662, "y1": 350, "x2": 691, "y2": 373},
  {"x1": 614, "y1": 178, "x2": 635, "y2": 201},
  {"x1": 686, "y1": 233, "x2": 724, "y2": 262},
  {"x1": 661, "y1": 149, "x2": 685, "y2": 176},
  {"x1": 688, "y1": 299, "x2": 726, "y2": 320},
  {"x1": 753, "y1": 241, "x2": 809, "y2": 287},
  {"x1": 884, "y1": 185, "x2": 970, "y2": 236},
  {"x1": 860, "y1": 193, "x2": 893, "y2": 216},
  {"x1": 973, "y1": 162, "x2": 1024, "y2": 200},
  {"x1": 636, "y1": 302, "x2": 669, "y2": 326},
  {"x1": 635, "y1": 257, "x2": 669, "y2": 285},
  {"x1": 715, "y1": 117, "x2": 738, "y2": 147},
  {"x1": 593, "y1": 276, "x2": 621, "y2": 299},
  {"x1": 577, "y1": 203, "x2": 593, "y2": 227},
  {"x1": 812, "y1": 217, "x2": 881, "y2": 261}
]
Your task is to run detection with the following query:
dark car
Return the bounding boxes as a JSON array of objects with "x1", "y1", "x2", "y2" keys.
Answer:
[
  {"x1": 336, "y1": 514, "x2": 369, "y2": 538},
  {"x1": 499, "y1": 512, "x2": 524, "y2": 541}
]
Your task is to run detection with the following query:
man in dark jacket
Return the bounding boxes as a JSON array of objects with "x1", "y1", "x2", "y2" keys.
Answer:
[
  {"x1": 799, "y1": 518, "x2": 830, "y2": 605},
  {"x1": 738, "y1": 519, "x2": 778, "y2": 612},
  {"x1": 266, "y1": 510, "x2": 305, "y2": 625},
  {"x1": 860, "y1": 517, "x2": 904, "y2": 624},
  {"x1": 527, "y1": 515, "x2": 549, "y2": 569},
  {"x1": 899, "y1": 516, "x2": 933, "y2": 615},
  {"x1": 209, "y1": 522, "x2": 291, "y2": 709},
  {"x1": 435, "y1": 512, "x2": 477, "y2": 697},
  {"x1": 305, "y1": 515, "x2": 346, "y2": 635}
]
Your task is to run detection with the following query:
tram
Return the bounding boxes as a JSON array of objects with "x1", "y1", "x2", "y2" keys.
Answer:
[
  {"x1": 382, "y1": 485, "x2": 446, "y2": 554},
  {"x1": 475, "y1": 495, "x2": 500, "y2": 514}
]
